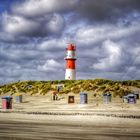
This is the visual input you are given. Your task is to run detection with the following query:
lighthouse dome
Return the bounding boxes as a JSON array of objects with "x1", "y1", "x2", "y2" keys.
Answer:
[{"x1": 66, "y1": 44, "x2": 76, "y2": 51}]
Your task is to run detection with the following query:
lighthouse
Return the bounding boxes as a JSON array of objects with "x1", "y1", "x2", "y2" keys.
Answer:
[{"x1": 65, "y1": 43, "x2": 76, "y2": 80}]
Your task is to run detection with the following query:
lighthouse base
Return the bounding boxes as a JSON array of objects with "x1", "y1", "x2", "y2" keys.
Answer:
[{"x1": 65, "y1": 69, "x2": 76, "y2": 80}]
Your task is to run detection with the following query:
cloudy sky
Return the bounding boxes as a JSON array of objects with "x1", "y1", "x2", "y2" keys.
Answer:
[{"x1": 0, "y1": 0, "x2": 140, "y2": 84}]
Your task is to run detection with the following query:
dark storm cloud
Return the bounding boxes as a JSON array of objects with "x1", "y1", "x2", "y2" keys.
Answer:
[
  {"x1": 1, "y1": 12, "x2": 65, "y2": 39},
  {"x1": 0, "y1": 0, "x2": 140, "y2": 84},
  {"x1": 77, "y1": 0, "x2": 140, "y2": 21},
  {"x1": 0, "y1": 0, "x2": 79, "y2": 40},
  {"x1": 1, "y1": 0, "x2": 140, "y2": 41}
]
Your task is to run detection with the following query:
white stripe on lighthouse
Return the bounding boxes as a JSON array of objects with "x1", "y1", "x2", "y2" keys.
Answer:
[
  {"x1": 65, "y1": 69, "x2": 76, "y2": 80},
  {"x1": 66, "y1": 50, "x2": 75, "y2": 59}
]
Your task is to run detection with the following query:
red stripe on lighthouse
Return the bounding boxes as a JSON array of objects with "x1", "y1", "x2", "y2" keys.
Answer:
[{"x1": 66, "y1": 59, "x2": 76, "y2": 69}]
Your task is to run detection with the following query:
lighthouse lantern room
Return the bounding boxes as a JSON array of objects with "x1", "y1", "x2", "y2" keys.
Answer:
[{"x1": 65, "y1": 44, "x2": 76, "y2": 80}]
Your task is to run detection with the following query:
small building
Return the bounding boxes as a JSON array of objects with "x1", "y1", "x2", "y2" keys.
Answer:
[
  {"x1": 56, "y1": 84, "x2": 64, "y2": 92},
  {"x1": 68, "y1": 93, "x2": 75, "y2": 104},
  {"x1": 133, "y1": 91, "x2": 139, "y2": 99},
  {"x1": 127, "y1": 94, "x2": 136, "y2": 104},
  {"x1": 15, "y1": 93, "x2": 22, "y2": 103},
  {"x1": 102, "y1": 93, "x2": 112, "y2": 103},
  {"x1": 123, "y1": 96, "x2": 128, "y2": 103},
  {"x1": 1, "y1": 96, "x2": 13, "y2": 109},
  {"x1": 80, "y1": 92, "x2": 88, "y2": 104}
]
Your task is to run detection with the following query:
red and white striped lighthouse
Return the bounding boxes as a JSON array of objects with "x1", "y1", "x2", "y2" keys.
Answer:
[{"x1": 65, "y1": 43, "x2": 76, "y2": 80}]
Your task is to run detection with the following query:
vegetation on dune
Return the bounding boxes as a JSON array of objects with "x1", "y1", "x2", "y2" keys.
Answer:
[{"x1": 0, "y1": 79, "x2": 140, "y2": 97}]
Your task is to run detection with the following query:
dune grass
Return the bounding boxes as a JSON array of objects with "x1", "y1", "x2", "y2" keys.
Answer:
[{"x1": 0, "y1": 79, "x2": 140, "y2": 97}]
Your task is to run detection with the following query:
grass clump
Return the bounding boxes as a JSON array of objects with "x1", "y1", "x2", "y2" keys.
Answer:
[{"x1": 0, "y1": 79, "x2": 139, "y2": 96}]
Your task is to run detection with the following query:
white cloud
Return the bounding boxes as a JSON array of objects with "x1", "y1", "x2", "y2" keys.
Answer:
[
  {"x1": 46, "y1": 14, "x2": 64, "y2": 34},
  {"x1": 12, "y1": 0, "x2": 79, "y2": 17},
  {"x1": 75, "y1": 22, "x2": 140, "y2": 46},
  {"x1": 2, "y1": 13, "x2": 39, "y2": 36},
  {"x1": 38, "y1": 37, "x2": 70, "y2": 51},
  {"x1": 92, "y1": 40, "x2": 122, "y2": 71},
  {"x1": 37, "y1": 59, "x2": 62, "y2": 72},
  {"x1": 1, "y1": 12, "x2": 65, "y2": 37}
]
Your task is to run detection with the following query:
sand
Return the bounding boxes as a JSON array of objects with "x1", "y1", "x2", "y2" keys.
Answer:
[
  {"x1": 0, "y1": 95, "x2": 140, "y2": 140},
  {"x1": 0, "y1": 113, "x2": 140, "y2": 140},
  {"x1": 0, "y1": 94, "x2": 139, "y2": 112}
]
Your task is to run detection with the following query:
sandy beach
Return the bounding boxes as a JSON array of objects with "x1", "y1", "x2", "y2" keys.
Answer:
[
  {"x1": 0, "y1": 94, "x2": 140, "y2": 112},
  {"x1": 0, "y1": 113, "x2": 140, "y2": 140},
  {"x1": 0, "y1": 95, "x2": 140, "y2": 140}
]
